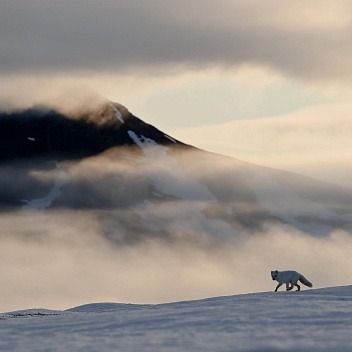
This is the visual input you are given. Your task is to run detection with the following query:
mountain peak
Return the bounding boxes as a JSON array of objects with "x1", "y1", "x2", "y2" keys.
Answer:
[{"x1": 0, "y1": 100, "x2": 184, "y2": 161}]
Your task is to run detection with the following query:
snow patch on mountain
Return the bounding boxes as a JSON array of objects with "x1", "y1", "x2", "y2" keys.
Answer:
[
  {"x1": 110, "y1": 103, "x2": 124, "y2": 124},
  {"x1": 127, "y1": 130, "x2": 157, "y2": 150},
  {"x1": 21, "y1": 164, "x2": 69, "y2": 211},
  {"x1": 164, "y1": 134, "x2": 177, "y2": 143}
]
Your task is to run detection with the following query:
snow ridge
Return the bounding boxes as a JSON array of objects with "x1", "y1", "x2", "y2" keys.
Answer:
[{"x1": 1, "y1": 286, "x2": 351, "y2": 352}]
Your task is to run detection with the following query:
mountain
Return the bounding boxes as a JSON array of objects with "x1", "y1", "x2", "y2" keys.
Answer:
[
  {"x1": 1, "y1": 285, "x2": 351, "y2": 351},
  {"x1": 0, "y1": 102, "x2": 184, "y2": 161},
  {"x1": 1, "y1": 99, "x2": 352, "y2": 240}
]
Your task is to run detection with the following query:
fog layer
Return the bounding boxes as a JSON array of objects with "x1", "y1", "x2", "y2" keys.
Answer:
[
  {"x1": 1, "y1": 209, "x2": 352, "y2": 312},
  {"x1": 1, "y1": 144, "x2": 352, "y2": 312}
]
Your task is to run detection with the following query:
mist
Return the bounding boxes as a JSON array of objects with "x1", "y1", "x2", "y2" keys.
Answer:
[
  {"x1": 1, "y1": 208, "x2": 352, "y2": 312},
  {"x1": 0, "y1": 77, "x2": 108, "y2": 116},
  {"x1": 1, "y1": 145, "x2": 352, "y2": 312}
]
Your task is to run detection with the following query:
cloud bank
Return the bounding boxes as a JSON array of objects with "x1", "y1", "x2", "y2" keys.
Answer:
[
  {"x1": 1, "y1": 209, "x2": 352, "y2": 312},
  {"x1": 1, "y1": 147, "x2": 352, "y2": 312},
  {"x1": 1, "y1": 1, "x2": 352, "y2": 82}
]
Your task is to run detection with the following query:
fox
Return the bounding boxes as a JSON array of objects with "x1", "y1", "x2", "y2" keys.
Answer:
[{"x1": 271, "y1": 270, "x2": 313, "y2": 292}]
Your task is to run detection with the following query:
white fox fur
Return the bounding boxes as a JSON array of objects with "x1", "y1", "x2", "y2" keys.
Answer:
[{"x1": 271, "y1": 270, "x2": 313, "y2": 292}]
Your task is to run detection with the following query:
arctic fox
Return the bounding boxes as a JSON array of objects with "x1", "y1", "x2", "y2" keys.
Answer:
[{"x1": 271, "y1": 270, "x2": 313, "y2": 292}]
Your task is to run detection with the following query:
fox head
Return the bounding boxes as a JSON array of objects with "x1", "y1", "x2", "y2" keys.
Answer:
[{"x1": 271, "y1": 270, "x2": 278, "y2": 281}]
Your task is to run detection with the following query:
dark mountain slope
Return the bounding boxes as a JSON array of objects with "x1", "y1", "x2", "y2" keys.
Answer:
[{"x1": 0, "y1": 102, "x2": 184, "y2": 161}]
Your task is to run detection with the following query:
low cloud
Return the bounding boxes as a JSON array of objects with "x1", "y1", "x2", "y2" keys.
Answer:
[
  {"x1": 1, "y1": 210, "x2": 352, "y2": 312},
  {"x1": 0, "y1": 77, "x2": 107, "y2": 114},
  {"x1": 1, "y1": 147, "x2": 352, "y2": 312}
]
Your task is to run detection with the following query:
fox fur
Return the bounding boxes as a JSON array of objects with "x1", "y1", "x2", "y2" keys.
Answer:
[{"x1": 271, "y1": 270, "x2": 313, "y2": 292}]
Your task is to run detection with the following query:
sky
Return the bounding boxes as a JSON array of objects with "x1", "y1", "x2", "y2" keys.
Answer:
[{"x1": 1, "y1": 0, "x2": 352, "y2": 187}]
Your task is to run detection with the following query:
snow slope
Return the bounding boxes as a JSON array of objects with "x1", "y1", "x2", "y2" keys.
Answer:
[{"x1": 0, "y1": 285, "x2": 351, "y2": 352}]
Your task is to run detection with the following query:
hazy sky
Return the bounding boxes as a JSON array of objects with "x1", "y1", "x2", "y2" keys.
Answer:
[{"x1": 1, "y1": 0, "x2": 352, "y2": 186}]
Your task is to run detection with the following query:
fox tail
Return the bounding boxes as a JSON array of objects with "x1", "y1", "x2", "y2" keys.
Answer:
[{"x1": 299, "y1": 275, "x2": 313, "y2": 288}]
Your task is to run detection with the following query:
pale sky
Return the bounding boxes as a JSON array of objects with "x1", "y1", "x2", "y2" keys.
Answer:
[{"x1": 1, "y1": 0, "x2": 352, "y2": 186}]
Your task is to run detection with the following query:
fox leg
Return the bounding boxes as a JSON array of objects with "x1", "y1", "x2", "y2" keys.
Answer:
[
  {"x1": 291, "y1": 279, "x2": 300, "y2": 291},
  {"x1": 286, "y1": 282, "x2": 293, "y2": 291},
  {"x1": 275, "y1": 283, "x2": 283, "y2": 292}
]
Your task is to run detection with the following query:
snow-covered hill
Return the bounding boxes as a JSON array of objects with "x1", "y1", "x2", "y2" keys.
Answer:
[{"x1": 1, "y1": 285, "x2": 351, "y2": 351}]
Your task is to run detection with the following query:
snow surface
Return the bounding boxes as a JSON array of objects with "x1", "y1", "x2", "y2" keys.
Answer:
[{"x1": 0, "y1": 286, "x2": 351, "y2": 351}]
